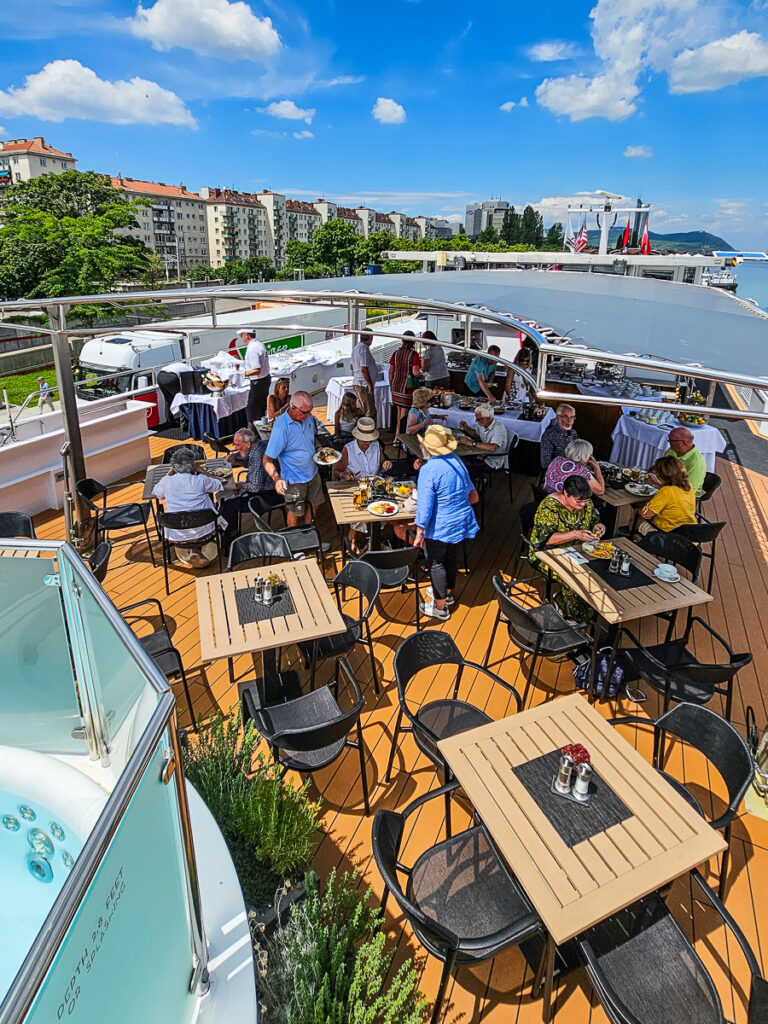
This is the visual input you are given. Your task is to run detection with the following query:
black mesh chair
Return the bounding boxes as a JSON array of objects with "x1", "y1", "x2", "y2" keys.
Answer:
[
  {"x1": 87, "y1": 541, "x2": 113, "y2": 583},
  {"x1": 227, "y1": 531, "x2": 292, "y2": 570},
  {"x1": 0, "y1": 511, "x2": 37, "y2": 539},
  {"x1": 360, "y1": 546, "x2": 422, "y2": 629},
  {"x1": 248, "y1": 495, "x2": 325, "y2": 575},
  {"x1": 577, "y1": 869, "x2": 765, "y2": 1024},
  {"x1": 298, "y1": 560, "x2": 380, "y2": 692},
  {"x1": 243, "y1": 656, "x2": 370, "y2": 814},
  {"x1": 385, "y1": 631, "x2": 522, "y2": 794},
  {"x1": 672, "y1": 520, "x2": 726, "y2": 594},
  {"x1": 485, "y1": 574, "x2": 591, "y2": 708},
  {"x1": 120, "y1": 597, "x2": 196, "y2": 730},
  {"x1": 203, "y1": 431, "x2": 235, "y2": 455},
  {"x1": 698, "y1": 471, "x2": 722, "y2": 515},
  {"x1": 638, "y1": 530, "x2": 703, "y2": 639},
  {"x1": 75, "y1": 478, "x2": 156, "y2": 567},
  {"x1": 158, "y1": 509, "x2": 222, "y2": 594},
  {"x1": 161, "y1": 443, "x2": 206, "y2": 464},
  {"x1": 372, "y1": 781, "x2": 544, "y2": 1024},
  {"x1": 510, "y1": 501, "x2": 544, "y2": 590},
  {"x1": 618, "y1": 617, "x2": 752, "y2": 722}
]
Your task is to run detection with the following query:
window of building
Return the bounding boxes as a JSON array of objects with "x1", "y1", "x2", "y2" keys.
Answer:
[{"x1": 12, "y1": 157, "x2": 19, "y2": 164}]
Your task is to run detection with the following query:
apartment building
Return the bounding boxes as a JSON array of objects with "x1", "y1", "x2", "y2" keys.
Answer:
[
  {"x1": 387, "y1": 212, "x2": 421, "y2": 242},
  {"x1": 336, "y1": 206, "x2": 364, "y2": 234},
  {"x1": 199, "y1": 187, "x2": 271, "y2": 269},
  {"x1": 312, "y1": 199, "x2": 337, "y2": 223},
  {"x1": 0, "y1": 137, "x2": 77, "y2": 190},
  {"x1": 256, "y1": 190, "x2": 288, "y2": 268},
  {"x1": 111, "y1": 177, "x2": 209, "y2": 270},
  {"x1": 286, "y1": 199, "x2": 322, "y2": 243}
]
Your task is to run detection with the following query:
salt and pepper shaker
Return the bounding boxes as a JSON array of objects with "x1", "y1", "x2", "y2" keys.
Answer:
[
  {"x1": 263, "y1": 579, "x2": 273, "y2": 604},
  {"x1": 254, "y1": 576, "x2": 264, "y2": 603},
  {"x1": 573, "y1": 762, "x2": 593, "y2": 802},
  {"x1": 608, "y1": 549, "x2": 622, "y2": 574},
  {"x1": 554, "y1": 754, "x2": 575, "y2": 794},
  {"x1": 620, "y1": 552, "x2": 631, "y2": 577}
]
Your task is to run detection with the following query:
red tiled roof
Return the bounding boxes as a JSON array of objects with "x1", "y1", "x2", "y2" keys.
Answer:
[
  {"x1": 286, "y1": 199, "x2": 321, "y2": 215},
  {"x1": 336, "y1": 206, "x2": 362, "y2": 220},
  {"x1": 0, "y1": 137, "x2": 74, "y2": 158},
  {"x1": 202, "y1": 187, "x2": 266, "y2": 209},
  {"x1": 112, "y1": 177, "x2": 202, "y2": 201},
  {"x1": 375, "y1": 212, "x2": 394, "y2": 224},
  {"x1": 405, "y1": 217, "x2": 419, "y2": 226}
]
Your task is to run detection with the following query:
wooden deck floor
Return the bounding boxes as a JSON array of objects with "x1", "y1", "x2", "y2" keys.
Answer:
[{"x1": 32, "y1": 435, "x2": 768, "y2": 1024}]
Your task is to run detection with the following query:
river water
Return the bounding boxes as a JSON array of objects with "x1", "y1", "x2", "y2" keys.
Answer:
[{"x1": 733, "y1": 263, "x2": 768, "y2": 310}]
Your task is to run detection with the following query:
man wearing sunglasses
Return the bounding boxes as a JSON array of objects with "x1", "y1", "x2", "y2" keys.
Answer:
[{"x1": 263, "y1": 390, "x2": 324, "y2": 526}]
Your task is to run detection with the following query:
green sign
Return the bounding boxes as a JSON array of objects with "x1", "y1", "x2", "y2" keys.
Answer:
[{"x1": 265, "y1": 334, "x2": 303, "y2": 354}]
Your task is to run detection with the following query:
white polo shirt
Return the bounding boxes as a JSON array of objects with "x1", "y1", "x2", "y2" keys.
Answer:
[
  {"x1": 351, "y1": 341, "x2": 379, "y2": 387},
  {"x1": 477, "y1": 418, "x2": 509, "y2": 469},
  {"x1": 244, "y1": 338, "x2": 270, "y2": 380}
]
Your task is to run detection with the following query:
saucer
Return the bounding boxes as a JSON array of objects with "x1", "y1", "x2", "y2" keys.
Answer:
[{"x1": 654, "y1": 567, "x2": 680, "y2": 583}]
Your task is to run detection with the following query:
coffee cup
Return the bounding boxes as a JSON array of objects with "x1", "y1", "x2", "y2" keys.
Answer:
[{"x1": 657, "y1": 564, "x2": 677, "y2": 579}]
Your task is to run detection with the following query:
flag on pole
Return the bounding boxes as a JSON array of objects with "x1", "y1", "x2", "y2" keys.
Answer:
[
  {"x1": 564, "y1": 213, "x2": 575, "y2": 252},
  {"x1": 621, "y1": 217, "x2": 631, "y2": 252},
  {"x1": 640, "y1": 217, "x2": 651, "y2": 255},
  {"x1": 574, "y1": 215, "x2": 589, "y2": 253}
]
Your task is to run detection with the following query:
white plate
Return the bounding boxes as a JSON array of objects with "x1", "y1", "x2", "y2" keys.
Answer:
[
  {"x1": 654, "y1": 566, "x2": 680, "y2": 583},
  {"x1": 366, "y1": 500, "x2": 400, "y2": 518},
  {"x1": 625, "y1": 482, "x2": 658, "y2": 497},
  {"x1": 313, "y1": 447, "x2": 342, "y2": 466}
]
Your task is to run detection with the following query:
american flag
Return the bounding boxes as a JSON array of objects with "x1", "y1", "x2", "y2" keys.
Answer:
[{"x1": 574, "y1": 216, "x2": 589, "y2": 252}]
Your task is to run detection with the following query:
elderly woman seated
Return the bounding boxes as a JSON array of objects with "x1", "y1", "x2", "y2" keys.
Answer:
[
  {"x1": 544, "y1": 438, "x2": 605, "y2": 496},
  {"x1": 152, "y1": 447, "x2": 226, "y2": 567},
  {"x1": 332, "y1": 416, "x2": 393, "y2": 554}
]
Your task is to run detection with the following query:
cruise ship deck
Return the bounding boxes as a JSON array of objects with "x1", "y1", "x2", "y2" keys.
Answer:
[{"x1": 32, "y1": 429, "x2": 768, "y2": 1024}]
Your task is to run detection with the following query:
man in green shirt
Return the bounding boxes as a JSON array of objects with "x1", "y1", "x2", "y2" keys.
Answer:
[{"x1": 665, "y1": 427, "x2": 706, "y2": 496}]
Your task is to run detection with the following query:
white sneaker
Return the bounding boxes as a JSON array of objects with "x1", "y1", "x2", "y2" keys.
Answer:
[{"x1": 420, "y1": 600, "x2": 450, "y2": 621}]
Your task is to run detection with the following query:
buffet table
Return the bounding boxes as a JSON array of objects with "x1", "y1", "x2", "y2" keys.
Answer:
[
  {"x1": 610, "y1": 414, "x2": 726, "y2": 471},
  {"x1": 171, "y1": 387, "x2": 249, "y2": 439},
  {"x1": 325, "y1": 377, "x2": 392, "y2": 429}
]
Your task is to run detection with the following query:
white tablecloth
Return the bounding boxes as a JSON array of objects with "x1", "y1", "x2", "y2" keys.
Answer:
[
  {"x1": 439, "y1": 405, "x2": 555, "y2": 445},
  {"x1": 170, "y1": 386, "x2": 249, "y2": 419},
  {"x1": 325, "y1": 376, "x2": 391, "y2": 429},
  {"x1": 610, "y1": 414, "x2": 726, "y2": 471}
]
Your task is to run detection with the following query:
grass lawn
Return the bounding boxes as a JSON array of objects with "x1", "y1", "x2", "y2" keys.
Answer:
[{"x1": 0, "y1": 369, "x2": 58, "y2": 406}]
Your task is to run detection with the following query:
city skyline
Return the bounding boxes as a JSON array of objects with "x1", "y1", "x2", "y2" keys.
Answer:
[{"x1": 0, "y1": 1, "x2": 766, "y2": 246}]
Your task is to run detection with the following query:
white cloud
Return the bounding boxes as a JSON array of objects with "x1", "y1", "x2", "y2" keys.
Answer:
[
  {"x1": 130, "y1": 0, "x2": 280, "y2": 61},
  {"x1": 0, "y1": 59, "x2": 196, "y2": 126},
  {"x1": 293, "y1": 129, "x2": 313, "y2": 139},
  {"x1": 527, "y1": 40, "x2": 582, "y2": 62},
  {"x1": 372, "y1": 96, "x2": 406, "y2": 124},
  {"x1": 624, "y1": 144, "x2": 653, "y2": 157},
  {"x1": 714, "y1": 199, "x2": 746, "y2": 217},
  {"x1": 321, "y1": 75, "x2": 365, "y2": 87},
  {"x1": 669, "y1": 31, "x2": 768, "y2": 92},
  {"x1": 519, "y1": 96, "x2": 529, "y2": 107},
  {"x1": 499, "y1": 100, "x2": 516, "y2": 111},
  {"x1": 537, "y1": 70, "x2": 639, "y2": 122},
  {"x1": 258, "y1": 99, "x2": 315, "y2": 124},
  {"x1": 251, "y1": 128, "x2": 287, "y2": 137}
]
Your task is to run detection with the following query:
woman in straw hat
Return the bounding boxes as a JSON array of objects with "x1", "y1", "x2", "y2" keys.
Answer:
[
  {"x1": 333, "y1": 417, "x2": 393, "y2": 554},
  {"x1": 414, "y1": 424, "x2": 479, "y2": 621},
  {"x1": 405, "y1": 386, "x2": 437, "y2": 436}
]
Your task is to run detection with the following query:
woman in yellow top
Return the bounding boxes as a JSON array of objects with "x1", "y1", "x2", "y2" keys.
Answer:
[{"x1": 637, "y1": 455, "x2": 697, "y2": 533}]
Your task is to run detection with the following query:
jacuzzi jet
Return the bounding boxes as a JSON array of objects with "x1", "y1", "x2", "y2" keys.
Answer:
[
  {"x1": 18, "y1": 805, "x2": 36, "y2": 822},
  {"x1": 27, "y1": 828, "x2": 54, "y2": 859},
  {"x1": 2, "y1": 815, "x2": 20, "y2": 832},
  {"x1": 62, "y1": 850, "x2": 74, "y2": 870},
  {"x1": 26, "y1": 853, "x2": 53, "y2": 884},
  {"x1": 50, "y1": 822, "x2": 66, "y2": 842}
]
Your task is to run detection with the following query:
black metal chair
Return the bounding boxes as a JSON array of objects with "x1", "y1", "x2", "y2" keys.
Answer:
[
  {"x1": 577, "y1": 869, "x2": 765, "y2": 1024},
  {"x1": 75, "y1": 478, "x2": 156, "y2": 566},
  {"x1": 160, "y1": 443, "x2": 206, "y2": 464},
  {"x1": 372, "y1": 781, "x2": 544, "y2": 1024},
  {"x1": 158, "y1": 509, "x2": 223, "y2": 593},
  {"x1": 227, "y1": 531, "x2": 292, "y2": 570},
  {"x1": 510, "y1": 501, "x2": 543, "y2": 589},
  {"x1": 119, "y1": 597, "x2": 196, "y2": 730},
  {"x1": 638, "y1": 529, "x2": 703, "y2": 639},
  {"x1": 0, "y1": 511, "x2": 37, "y2": 539},
  {"x1": 385, "y1": 630, "x2": 522, "y2": 792},
  {"x1": 618, "y1": 617, "x2": 752, "y2": 722},
  {"x1": 87, "y1": 540, "x2": 113, "y2": 583},
  {"x1": 248, "y1": 495, "x2": 325, "y2": 576},
  {"x1": 698, "y1": 471, "x2": 722, "y2": 515},
  {"x1": 298, "y1": 560, "x2": 381, "y2": 692},
  {"x1": 243, "y1": 656, "x2": 370, "y2": 814},
  {"x1": 651, "y1": 703, "x2": 755, "y2": 899},
  {"x1": 485, "y1": 573, "x2": 591, "y2": 707},
  {"x1": 672, "y1": 520, "x2": 726, "y2": 594},
  {"x1": 360, "y1": 546, "x2": 422, "y2": 629},
  {"x1": 203, "y1": 431, "x2": 235, "y2": 455}
]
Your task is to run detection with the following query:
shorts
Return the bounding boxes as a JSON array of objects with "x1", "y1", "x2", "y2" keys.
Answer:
[{"x1": 284, "y1": 473, "x2": 324, "y2": 516}]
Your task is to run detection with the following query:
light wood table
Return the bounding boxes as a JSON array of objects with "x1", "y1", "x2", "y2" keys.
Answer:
[
  {"x1": 142, "y1": 458, "x2": 233, "y2": 499},
  {"x1": 196, "y1": 558, "x2": 346, "y2": 704},
  {"x1": 326, "y1": 480, "x2": 417, "y2": 535},
  {"x1": 439, "y1": 692, "x2": 726, "y2": 1021}
]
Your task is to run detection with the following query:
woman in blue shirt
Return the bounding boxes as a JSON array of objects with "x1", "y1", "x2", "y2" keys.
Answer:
[{"x1": 414, "y1": 424, "x2": 479, "y2": 620}]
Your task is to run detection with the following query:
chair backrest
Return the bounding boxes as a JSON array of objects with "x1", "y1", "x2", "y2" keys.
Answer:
[
  {"x1": 333, "y1": 560, "x2": 381, "y2": 619},
  {"x1": 88, "y1": 540, "x2": 112, "y2": 582},
  {"x1": 700, "y1": 472, "x2": 722, "y2": 504},
  {"x1": 160, "y1": 508, "x2": 217, "y2": 534},
  {"x1": 654, "y1": 704, "x2": 755, "y2": 816},
  {"x1": 672, "y1": 521, "x2": 727, "y2": 546},
  {"x1": 518, "y1": 501, "x2": 537, "y2": 541},
  {"x1": 393, "y1": 631, "x2": 463, "y2": 698},
  {"x1": 531, "y1": 484, "x2": 549, "y2": 506},
  {"x1": 639, "y1": 530, "x2": 702, "y2": 584},
  {"x1": 203, "y1": 432, "x2": 233, "y2": 455},
  {"x1": 0, "y1": 511, "x2": 37, "y2": 539},
  {"x1": 161, "y1": 443, "x2": 206, "y2": 465},
  {"x1": 227, "y1": 532, "x2": 291, "y2": 570},
  {"x1": 361, "y1": 546, "x2": 421, "y2": 574},
  {"x1": 269, "y1": 659, "x2": 365, "y2": 753},
  {"x1": 491, "y1": 573, "x2": 546, "y2": 644},
  {"x1": 75, "y1": 478, "x2": 107, "y2": 510}
]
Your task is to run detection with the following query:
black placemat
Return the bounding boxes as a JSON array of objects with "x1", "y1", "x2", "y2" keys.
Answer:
[
  {"x1": 234, "y1": 586, "x2": 296, "y2": 625},
  {"x1": 512, "y1": 750, "x2": 632, "y2": 847},
  {"x1": 586, "y1": 557, "x2": 655, "y2": 591}
]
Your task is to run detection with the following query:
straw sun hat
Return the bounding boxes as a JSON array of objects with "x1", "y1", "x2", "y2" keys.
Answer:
[
  {"x1": 352, "y1": 416, "x2": 380, "y2": 442},
  {"x1": 421, "y1": 423, "x2": 457, "y2": 456}
]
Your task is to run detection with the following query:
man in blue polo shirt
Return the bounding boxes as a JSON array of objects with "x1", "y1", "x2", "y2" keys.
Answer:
[
  {"x1": 464, "y1": 344, "x2": 500, "y2": 401},
  {"x1": 263, "y1": 390, "x2": 324, "y2": 526}
]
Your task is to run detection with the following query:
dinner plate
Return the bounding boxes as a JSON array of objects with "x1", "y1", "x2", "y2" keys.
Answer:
[
  {"x1": 366, "y1": 500, "x2": 400, "y2": 518},
  {"x1": 625, "y1": 482, "x2": 658, "y2": 497},
  {"x1": 654, "y1": 566, "x2": 680, "y2": 583},
  {"x1": 582, "y1": 541, "x2": 615, "y2": 557},
  {"x1": 313, "y1": 447, "x2": 342, "y2": 466}
]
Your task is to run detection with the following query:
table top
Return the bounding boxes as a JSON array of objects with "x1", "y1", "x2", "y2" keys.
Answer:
[
  {"x1": 142, "y1": 459, "x2": 233, "y2": 499},
  {"x1": 597, "y1": 484, "x2": 645, "y2": 509},
  {"x1": 535, "y1": 536, "x2": 712, "y2": 625},
  {"x1": 196, "y1": 559, "x2": 346, "y2": 660},
  {"x1": 438, "y1": 693, "x2": 726, "y2": 945},
  {"x1": 326, "y1": 480, "x2": 417, "y2": 525}
]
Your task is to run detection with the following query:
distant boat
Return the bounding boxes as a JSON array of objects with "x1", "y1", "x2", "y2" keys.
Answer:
[{"x1": 702, "y1": 268, "x2": 738, "y2": 291}]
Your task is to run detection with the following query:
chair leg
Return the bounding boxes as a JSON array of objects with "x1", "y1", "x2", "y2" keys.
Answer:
[
  {"x1": 443, "y1": 768, "x2": 452, "y2": 839},
  {"x1": 309, "y1": 639, "x2": 318, "y2": 691},
  {"x1": 380, "y1": 884, "x2": 390, "y2": 915},
  {"x1": 431, "y1": 952, "x2": 456, "y2": 1024},
  {"x1": 718, "y1": 823, "x2": 732, "y2": 900},
  {"x1": 355, "y1": 718, "x2": 370, "y2": 816},
  {"x1": 384, "y1": 709, "x2": 403, "y2": 783},
  {"x1": 365, "y1": 621, "x2": 379, "y2": 694},
  {"x1": 162, "y1": 539, "x2": 171, "y2": 595},
  {"x1": 143, "y1": 518, "x2": 157, "y2": 567},
  {"x1": 484, "y1": 609, "x2": 502, "y2": 667}
]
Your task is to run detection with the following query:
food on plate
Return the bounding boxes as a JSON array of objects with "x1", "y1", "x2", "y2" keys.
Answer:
[
  {"x1": 395, "y1": 484, "x2": 413, "y2": 497},
  {"x1": 585, "y1": 541, "x2": 615, "y2": 559},
  {"x1": 626, "y1": 482, "x2": 656, "y2": 497},
  {"x1": 314, "y1": 447, "x2": 341, "y2": 464},
  {"x1": 367, "y1": 501, "x2": 397, "y2": 516}
]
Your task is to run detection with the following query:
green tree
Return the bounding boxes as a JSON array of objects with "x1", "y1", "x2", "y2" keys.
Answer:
[
  {"x1": 477, "y1": 224, "x2": 500, "y2": 245},
  {"x1": 543, "y1": 222, "x2": 564, "y2": 250},
  {"x1": 188, "y1": 262, "x2": 218, "y2": 281},
  {"x1": 284, "y1": 239, "x2": 314, "y2": 269},
  {"x1": 518, "y1": 205, "x2": 538, "y2": 246},
  {"x1": 500, "y1": 207, "x2": 520, "y2": 246},
  {"x1": 141, "y1": 253, "x2": 167, "y2": 288},
  {"x1": 311, "y1": 219, "x2": 361, "y2": 275},
  {"x1": 3, "y1": 169, "x2": 135, "y2": 219}
]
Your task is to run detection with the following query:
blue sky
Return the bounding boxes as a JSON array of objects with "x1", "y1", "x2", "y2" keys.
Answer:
[{"x1": 1, "y1": 0, "x2": 767, "y2": 247}]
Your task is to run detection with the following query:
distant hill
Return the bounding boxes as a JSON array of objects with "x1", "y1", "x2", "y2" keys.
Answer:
[{"x1": 586, "y1": 229, "x2": 733, "y2": 254}]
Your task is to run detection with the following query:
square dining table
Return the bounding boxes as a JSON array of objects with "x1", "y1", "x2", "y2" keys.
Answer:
[
  {"x1": 438, "y1": 692, "x2": 726, "y2": 1021},
  {"x1": 141, "y1": 458, "x2": 234, "y2": 499}
]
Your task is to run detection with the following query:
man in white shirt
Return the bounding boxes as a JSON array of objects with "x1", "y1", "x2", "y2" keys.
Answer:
[
  {"x1": 241, "y1": 329, "x2": 271, "y2": 427},
  {"x1": 459, "y1": 404, "x2": 509, "y2": 469},
  {"x1": 350, "y1": 330, "x2": 378, "y2": 420}
]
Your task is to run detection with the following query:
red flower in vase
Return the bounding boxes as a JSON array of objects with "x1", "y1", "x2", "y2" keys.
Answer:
[{"x1": 561, "y1": 743, "x2": 590, "y2": 765}]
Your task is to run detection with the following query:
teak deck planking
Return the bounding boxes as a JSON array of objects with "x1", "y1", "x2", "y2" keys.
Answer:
[{"x1": 29, "y1": 428, "x2": 768, "y2": 1024}]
